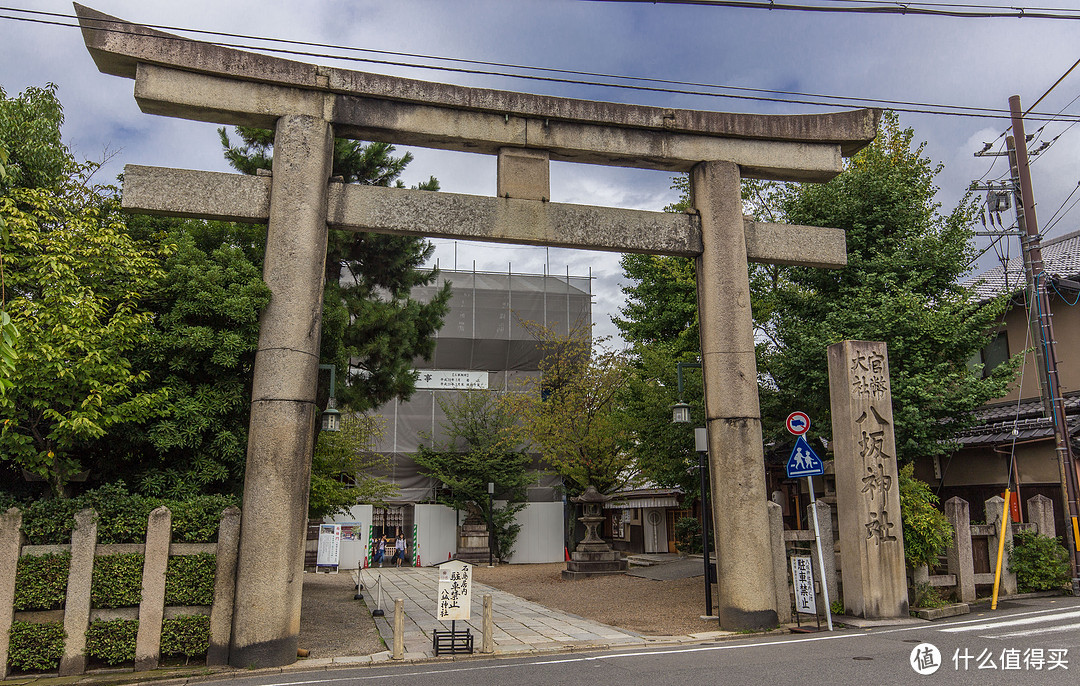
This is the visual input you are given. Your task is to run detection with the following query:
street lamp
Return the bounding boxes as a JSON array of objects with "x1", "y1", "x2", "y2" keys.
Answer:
[
  {"x1": 487, "y1": 482, "x2": 495, "y2": 567},
  {"x1": 319, "y1": 363, "x2": 341, "y2": 432},
  {"x1": 671, "y1": 359, "x2": 713, "y2": 619}
]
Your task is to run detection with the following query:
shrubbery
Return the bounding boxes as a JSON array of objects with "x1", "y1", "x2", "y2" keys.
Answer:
[
  {"x1": 13, "y1": 552, "x2": 69, "y2": 610},
  {"x1": 85, "y1": 619, "x2": 138, "y2": 666},
  {"x1": 673, "y1": 516, "x2": 702, "y2": 555},
  {"x1": 1009, "y1": 530, "x2": 1072, "y2": 592},
  {"x1": 91, "y1": 553, "x2": 144, "y2": 608},
  {"x1": 165, "y1": 553, "x2": 217, "y2": 606},
  {"x1": 161, "y1": 615, "x2": 211, "y2": 657},
  {"x1": 7, "y1": 621, "x2": 64, "y2": 672}
]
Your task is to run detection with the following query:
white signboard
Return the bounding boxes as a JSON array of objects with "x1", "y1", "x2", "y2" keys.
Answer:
[
  {"x1": 414, "y1": 370, "x2": 488, "y2": 390},
  {"x1": 791, "y1": 555, "x2": 816, "y2": 614},
  {"x1": 436, "y1": 560, "x2": 473, "y2": 621},
  {"x1": 316, "y1": 524, "x2": 341, "y2": 567}
]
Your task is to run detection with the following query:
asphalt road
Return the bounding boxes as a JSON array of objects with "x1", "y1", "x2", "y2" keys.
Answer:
[{"x1": 218, "y1": 596, "x2": 1080, "y2": 686}]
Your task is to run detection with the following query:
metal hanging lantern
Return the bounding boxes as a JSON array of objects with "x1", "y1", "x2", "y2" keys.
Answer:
[
  {"x1": 672, "y1": 401, "x2": 692, "y2": 424},
  {"x1": 319, "y1": 364, "x2": 341, "y2": 432}
]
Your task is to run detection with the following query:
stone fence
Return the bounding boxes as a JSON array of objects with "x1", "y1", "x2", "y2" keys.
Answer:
[
  {"x1": 766, "y1": 493, "x2": 1059, "y2": 621},
  {"x1": 0, "y1": 506, "x2": 240, "y2": 678}
]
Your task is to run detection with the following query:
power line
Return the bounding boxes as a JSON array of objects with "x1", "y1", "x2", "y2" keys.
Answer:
[
  {"x1": 4, "y1": 7, "x2": 1080, "y2": 123},
  {"x1": 585, "y1": 0, "x2": 1080, "y2": 21}
]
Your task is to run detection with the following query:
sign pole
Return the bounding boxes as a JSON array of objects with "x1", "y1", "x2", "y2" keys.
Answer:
[{"x1": 806, "y1": 475, "x2": 833, "y2": 631}]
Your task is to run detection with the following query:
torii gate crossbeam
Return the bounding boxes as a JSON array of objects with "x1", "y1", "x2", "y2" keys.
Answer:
[{"x1": 75, "y1": 3, "x2": 877, "y2": 668}]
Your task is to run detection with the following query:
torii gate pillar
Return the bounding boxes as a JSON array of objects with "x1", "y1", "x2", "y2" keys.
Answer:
[
  {"x1": 693, "y1": 161, "x2": 777, "y2": 628},
  {"x1": 232, "y1": 115, "x2": 334, "y2": 666}
]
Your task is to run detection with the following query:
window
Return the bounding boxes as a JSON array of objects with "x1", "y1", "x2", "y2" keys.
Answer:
[{"x1": 979, "y1": 332, "x2": 1010, "y2": 378}]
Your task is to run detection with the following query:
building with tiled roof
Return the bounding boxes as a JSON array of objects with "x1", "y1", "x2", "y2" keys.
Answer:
[{"x1": 920, "y1": 230, "x2": 1080, "y2": 538}]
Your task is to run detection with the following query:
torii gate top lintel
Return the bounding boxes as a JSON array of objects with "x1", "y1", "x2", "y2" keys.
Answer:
[{"x1": 75, "y1": 3, "x2": 878, "y2": 181}]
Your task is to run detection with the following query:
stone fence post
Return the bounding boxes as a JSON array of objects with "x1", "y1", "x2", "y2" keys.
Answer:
[
  {"x1": 767, "y1": 501, "x2": 791, "y2": 624},
  {"x1": 208, "y1": 506, "x2": 241, "y2": 666},
  {"x1": 60, "y1": 509, "x2": 98, "y2": 676},
  {"x1": 1027, "y1": 494, "x2": 1055, "y2": 538},
  {"x1": 0, "y1": 508, "x2": 23, "y2": 680},
  {"x1": 808, "y1": 500, "x2": 838, "y2": 605},
  {"x1": 944, "y1": 497, "x2": 975, "y2": 603},
  {"x1": 985, "y1": 496, "x2": 1017, "y2": 595},
  {"x1": 135, "y1": 506, "x2": 172, "y2": 671}
]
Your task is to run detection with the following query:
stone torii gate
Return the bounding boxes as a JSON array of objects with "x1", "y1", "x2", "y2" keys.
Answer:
[{"x1": 75, "y1": 4, "x2": 877, "y2": 667}]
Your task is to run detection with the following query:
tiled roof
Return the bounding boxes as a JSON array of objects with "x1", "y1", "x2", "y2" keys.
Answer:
[
  {"x1": 954, "y1": 391, "x2": 1080, "y2": 447},
  {"x1": 966, "y1": 229, "x2": 1080, "y2": 300}
]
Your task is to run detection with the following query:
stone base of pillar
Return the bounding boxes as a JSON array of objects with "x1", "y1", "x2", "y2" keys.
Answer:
[
  {"x1": 561, "y1": 545, "x2": 628, "y2": 579},
  {"x1": 455, "y1": 523, "x2": 495, "y2": 565}
]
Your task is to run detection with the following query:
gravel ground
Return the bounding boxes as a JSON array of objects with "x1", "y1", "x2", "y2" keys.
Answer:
[
  {"x1": 473, "y1": 562, "x2": 722, "y2": 636},
  {"x1": 298, "y1": 571, "x2": 384, "y2": 658}
]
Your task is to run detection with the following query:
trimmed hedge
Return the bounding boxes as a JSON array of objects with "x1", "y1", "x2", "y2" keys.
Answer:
[
  {"x1": 7, "y1": 621, "x2": 64, "y2": 672},
  {"x1": 161, "y1": 615, "x2": 211, "y2": 657},
  {"x1": 165, "y1": 554, "x2": 216, "y2": 606},
  {"x1": 85, "y1": 619, "x2": 138, "y2": 666},
  {"x1": 1009, "y1": 530, "x2": 1072, "y2": 592},
  {"x1": 14, "y1": 553, "x2": 70, "y2": 611},
  {"x1": 91, "y1": 553, "x2": 144, "y2": 609},
  {"x1": 16, "y1": 483, "x2": 238, "y2": 545}
]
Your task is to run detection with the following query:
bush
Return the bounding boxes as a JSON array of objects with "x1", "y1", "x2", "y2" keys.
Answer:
[
  {"x1": 673, "y1": 516, "x2": 703, "y2": 555},
  {"x1": 91, "y1": 553, "x2": 143, "y2": 608},
  {"x1": 85, "y1": 619, "x2": 138, "y2": 666},
  {"x1": 898, "y1": 463, "x2": 953, "y2": 569},
  {"x1": 7, "y1": 622, "x2": 64, "y2": 672},
  {"x1": 1009, "y1": 530, "x2": 1072, "y2": 592},
  {"x1": 165, "y1": 554, "x2": 217, "y2": 606},
  {"x1": 15, "y1": 484, "x2": 239, "y2": 544},
  {"x1": 161, "y1": 615, "x2": 211, "y2": 657},
  {"x1": 13, "y1": 553, "x2": 69, "y2": 610}
]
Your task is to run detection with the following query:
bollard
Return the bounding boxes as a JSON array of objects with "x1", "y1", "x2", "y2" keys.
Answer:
[
  {"x1": 392, "y1": 598, "x2": 405, "y2": 659},
  {"x1": 482, "y1": 594, "x2": 494, "y2": 654},
  {"x1": 372, "y1": 573, "x2": 384, "y2": 617}
]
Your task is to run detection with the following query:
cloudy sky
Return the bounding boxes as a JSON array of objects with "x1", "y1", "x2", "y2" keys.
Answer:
[{"x1": 4, "y1": 1, "x2": 1080, "y2": 341}]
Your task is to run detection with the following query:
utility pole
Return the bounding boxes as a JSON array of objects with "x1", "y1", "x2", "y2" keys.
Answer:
[{"x1": 1007, "y1": 94, "x2": 1080, "y2": 590}]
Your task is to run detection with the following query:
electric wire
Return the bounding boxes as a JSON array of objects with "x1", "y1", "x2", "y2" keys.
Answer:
[
  {"x1": 586, "y1": 0, "x2": 1080, "y2": 20},
  {"x1": 1042, "y1": 180, "x2": 1080, "y2": 230},
  {"x1": 3, "y1": 6, "x2": 1080, "y2": 122}
]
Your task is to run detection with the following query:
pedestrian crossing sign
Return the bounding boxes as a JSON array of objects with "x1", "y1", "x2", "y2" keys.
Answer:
[{"x1": 786, "y1": 435, "x2": 824, "y2": 478}]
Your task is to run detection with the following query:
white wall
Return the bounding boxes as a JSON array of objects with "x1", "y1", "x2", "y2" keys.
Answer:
[
  {"x1": 327, "y1": 505, "x2": 373, "y2": 570},
  {"x1": 415, "y1": 503, "x2": 457, "y2": 566},
  {"x1": 506, "y1": 502, "x2": 565, "y2": 564}
]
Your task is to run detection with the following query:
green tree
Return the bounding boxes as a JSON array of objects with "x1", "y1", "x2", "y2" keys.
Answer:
[
  {"x1": 898, "y1": 463, "x2": 952, "y2": 569},
  {"x1": 218, "y1": 127, "x2": 450, "y2": 413},
  {"x1": 0, "y1": 161, "x2": 166, "y2": 497},
  {"x1": 93, "y1": 217, "x2": 271, "y2": 497},
  {"x1": 309, "y1": 414, "x2": 398, "y2": 519},
  {"x1": 761, "y1": 112, "x2": 1016, "y2": 460},
  {"x1": 414, "y1": 390, "x2": 532, "y2": 559},
  {"x1": 509, "y1": 324, "x2": 636, "y2": 496}
]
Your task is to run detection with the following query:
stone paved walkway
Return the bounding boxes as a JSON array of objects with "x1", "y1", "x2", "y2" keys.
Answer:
[{"x1": 357, "y1": 566, "x2": 654, "y2": 659}]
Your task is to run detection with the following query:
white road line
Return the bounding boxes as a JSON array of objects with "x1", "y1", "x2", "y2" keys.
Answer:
[
  {"x1": 872, "y1": 605, "x2": 1075, "y2": 635},
  {"x1": 252, "y1": 633, "x2": 867, "y2": 686},
  {"x1": 984, "y1": 621, "x2": 1080, "y2": 639},
  {"x1": 939, "y1": 609, "x2": 1080, "y2": 633}
]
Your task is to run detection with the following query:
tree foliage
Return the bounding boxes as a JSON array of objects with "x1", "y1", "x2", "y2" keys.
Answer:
[
  {"x1": 309, "y1": 413, "x2": 398, "y2": 519},
  {"x1": 508, "y1": 323, "x2": 636, "y2": 496},
  {"x1": 414, "y1": 390, "x2": 532, "y2": 559},
  {"x1": 218, "y1": 127, "x2": 451, "y2": 413},
  {"x1": 897, "y1": 462, "x2": 952, "y2": 569}
]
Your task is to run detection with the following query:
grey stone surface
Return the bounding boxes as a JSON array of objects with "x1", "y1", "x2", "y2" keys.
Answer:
[
  {"x1": 208, "y1": 506, "x2": 241, "y2": 666},
  {"x1": 231, "y1": 113, "x2": 333, "y2": 669},
  {"x1": 828, "y1": 340, "x2": 908, "y2": 619},
  {"x1": 808, "y1": 500, "x2": 838, "y2": 606},
  {"x1": 60, "y1": 509, "x2": 97, "y2": 676},
  {"x1": 945, "y1": 496, "x2": 976, "y2": 603},
  {"x1": 768, "y1": 502, "x2": 792, "y2": 624},
  {"x1": 985, "y1": 495, "x2": 1018, "y2": 595},
  {"x1": 1027, "y1": 494, "x2": 1056, "y2": 538},
  {"x1": 692, "y1": 160, "x2": 777, "y2": 631},
  {"x1": 76, "y1": 4, "x2": 876, "y2": 180},
  {"x1": 912, "y1": 603, "x2": 970, "y2": 620},
  {"x1": 0, "y1": 508, "x2": 22, "y2": 680},
  {"x1": 135, "y1": 506, "x2": 172, "y2": 671},
  {"x1": 497, "y1": 147, "x2": 549, "y2": 200}
]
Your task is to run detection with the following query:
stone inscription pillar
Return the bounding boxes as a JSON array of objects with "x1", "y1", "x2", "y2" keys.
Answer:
[
  {"x1": 692, "y1": 160, "x2": 778, "y2": 630},
  {"x1": 230, "y1": 114, "x2": 333, "y2": 668},
  {"x1": 828, "y1": 340, "x2": 908, "y2": 618}
]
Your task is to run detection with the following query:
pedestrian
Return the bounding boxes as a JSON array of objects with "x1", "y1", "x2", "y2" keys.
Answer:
[
  {"x1": 395, "y1": 534, "x2": 407, "y2": 567},
  {"x1": 375, "y1": 535, "x2": 386, "y2": 567}
]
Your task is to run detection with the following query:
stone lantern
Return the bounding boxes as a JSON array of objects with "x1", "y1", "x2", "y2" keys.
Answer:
[{"x1": 562, "y1": 486, "x2": 629, "y2": 580}]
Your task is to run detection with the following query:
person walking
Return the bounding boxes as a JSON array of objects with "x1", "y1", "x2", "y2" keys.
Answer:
[
  {"x1": 394, "y1": 534, "x2": 407, "y2": 567},
  {"x1": 375, "y1": 535, "x2": 386, "y2": 567}
]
